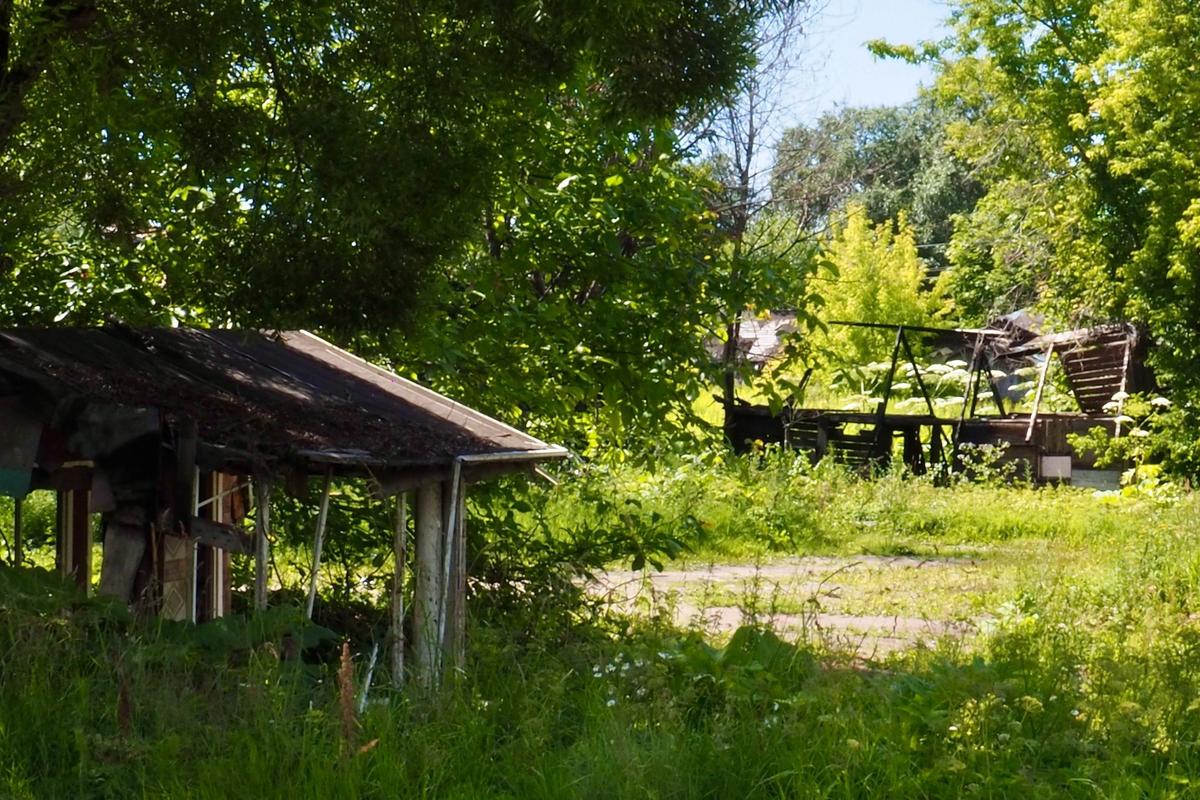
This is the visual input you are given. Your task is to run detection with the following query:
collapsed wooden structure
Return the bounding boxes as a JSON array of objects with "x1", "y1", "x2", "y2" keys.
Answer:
[
  {"x1": 0, "y1": 326, "x2": 566, "y2": 688},
  {"x1": 727, "y1": 320, "x2": 1148, "y2": 485}
]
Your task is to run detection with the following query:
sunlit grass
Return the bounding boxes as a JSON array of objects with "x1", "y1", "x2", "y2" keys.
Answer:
[{"x1": 3, "y1": 459, "x2": 1200, "y2": 797}]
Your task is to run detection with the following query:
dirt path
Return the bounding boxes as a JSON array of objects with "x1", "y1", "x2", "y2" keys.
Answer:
[{"x1": 595, "y1": 554, "x2": 1002, "y2": 658}]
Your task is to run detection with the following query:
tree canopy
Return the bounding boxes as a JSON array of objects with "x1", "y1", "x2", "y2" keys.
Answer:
[
  {"x1": 0, "y1": 0, "x2": 768, "y2": 332},
  {"x1": 772, "y1": 100, "x2": 982, "y2": 273}
]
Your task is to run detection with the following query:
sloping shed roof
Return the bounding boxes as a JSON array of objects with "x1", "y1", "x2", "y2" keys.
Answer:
[
  {"x1": 0, "y1": 326, "x2": 565, "y2": 472},
  {"x1": 997, "y1": 323, "x2": 1143, "y2": 415}
]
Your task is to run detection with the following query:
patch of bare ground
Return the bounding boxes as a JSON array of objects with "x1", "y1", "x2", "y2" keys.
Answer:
[{"x1": 594, "y1": 554, "x2": 1004, "y2": 660}]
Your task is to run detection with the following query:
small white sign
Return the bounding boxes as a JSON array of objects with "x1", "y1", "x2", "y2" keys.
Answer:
[{"x1": 1041, "y1": 455, "x2": 1072, "y2": 481}]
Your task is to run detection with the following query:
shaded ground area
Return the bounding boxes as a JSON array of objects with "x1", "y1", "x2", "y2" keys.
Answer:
[{"x1": 596, "y1": 549, "x2": 1050, "y2": 659}]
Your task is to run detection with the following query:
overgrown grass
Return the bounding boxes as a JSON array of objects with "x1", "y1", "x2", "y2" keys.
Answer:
[
  {"x1": 4, "y1": 457, "x2": 1200, "y2": 797},
  {"x1": 537, "y1": 450, "x2": 1173, "y2": 561}
]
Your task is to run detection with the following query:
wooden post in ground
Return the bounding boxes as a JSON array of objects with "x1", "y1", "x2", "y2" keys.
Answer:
[
  {"x1": 303, "y1": 468, "x2": 334, "y2": 620},
  {"x1": 391, "y1": 492, "x2": 408, "y2": 689},
  {"x1": 254, "y1": 478, "x2": 272, "y2": 611},
  {"x1": 412, "y1": 482, "x2": 443, "y2": 691}
]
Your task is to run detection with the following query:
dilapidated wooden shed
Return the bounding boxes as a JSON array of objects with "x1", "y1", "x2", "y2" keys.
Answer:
[
  {"x1": 726, "y1": 320, "x2": 1149, "y2": 486},
  {"x1": 0, "y1": 326, "x2": 566, "y2": 688}
]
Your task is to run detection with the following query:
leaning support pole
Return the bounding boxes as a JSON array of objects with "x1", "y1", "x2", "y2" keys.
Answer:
[
  {"x1": 254, "y1": 478, "x2": 272, "y2": 611},
  {"x1": 412, "y1": 482, "x2": 443, "y2": 691},
  {"x1": 900, "y1": 330, "x2": 952, "y2": 462},
  {"x1": 391, "y1": 492, "x2": 408, "y2": 689},
  {"x1": 1114, "y1": 337, "x2": 1133, "y2": 437},
  {"x1": 440, "y1": 471, "x2": 467, "y2": 674},
  {"x1": 982, "y1": 355, "x2": 1008, "y2": 418},
  {"x1": 304, "y1": 468, "x2": 334, "y2": 620},
  {"x1": 12, "y1": 497, "x2": 21, "y2": 567},
  {"x1": 1026, "y1": 344, "x2": 1055, "y2": 443},
  {"x1": 437, "y1": 459, "x2": 464, "y2": 671}
]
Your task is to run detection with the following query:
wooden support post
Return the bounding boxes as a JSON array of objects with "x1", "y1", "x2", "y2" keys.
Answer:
[
  {"x1": 391, "y1": 492, "x2": 408, "y2": 689},
  {"x1": 412, "y1": 482, "x2": 443, "y2": 691},
  {"x1": 902, "y1": 426, "x2": 924, "y2": 474},
  {"x1": 968, "y1": 366, "x2": 983, "y2": 418},
  {"x1": 1026, "y1": 344, "x2": 1054, "y2": 443},
  {"x1": 304, "y1": 468, "x2": 334, "y2": 621},
  {"x1": 57, "y1": 488, "x2": 91, "y2": 591},
  {"x1": 929, "y1": 423, "x2": 944, "y2": 475},
  {"x1": 174, "y1": 419, "x2": 198, "y2": 535},
  {"x1": 875, "y1": 327, "x2": 905, "y2": 419},
  {"x1": 254, "y1": 478, "x2": 272, "y2": 612},
  {"x1": 12, "y1": 496, "x2": 21, "y2": 567}
]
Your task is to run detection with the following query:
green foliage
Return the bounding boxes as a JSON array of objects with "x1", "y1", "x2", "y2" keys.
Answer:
[
  {"x1": 539, "y1": 451, "x2": 1153, "y2": 560},
  {"x1": 373, "y1": 113, "x2": 735, "y2": 452},
  {"x1": 0, "y1": 0, "x2": 766, "y2": 332},
  {"x1": 812, "y1": 206, "x2": 945, "y2": 372},
  {"x1": 1068, "y1": 393, "x2": 1177, "y2": 486},
  {"x1": 772, "y1": 99, "x2": 982, "y2": 271},
  {"x1": 270, "y1": 480, "x2": 397, "y2": 609},
  {"x1": 905, "y1": 1, "x2": 1200, "y2": 447},
  {"x1": 8, "y1": 471, "x2": 1200, "y2": 796},
  {"x1": 0, "y1": 491, "x2": 56, "y2": 560}
]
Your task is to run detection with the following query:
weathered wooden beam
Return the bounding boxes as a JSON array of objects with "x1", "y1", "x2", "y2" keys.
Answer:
[
  {"x1": 304, "y1": 468, "x2": 334, "y2": 620},
  {"x1": 371, "y1": 462, "x2": 534, "y2": 498},
  {"x1": 900, "y1": 330, "x2": 937, "y2": 418},
  {"x1": 370, "y1": 468, "x2": 450, "y2": 498},
  {"x1": 899, "y1": 329, "x2": 952, "y2": 458},
  {"x1": 1026, "y1": 344, "x2": 1054, "y2": 443},
  {"x1": 951, "y1": 335, "x2": 986, "y2": 467},
  {"x1": 174, "y1": 418, "x2": 198, "y2": 535},
  {"x1": 412, "y1": 481, "x2": 443, "y2": 691}
]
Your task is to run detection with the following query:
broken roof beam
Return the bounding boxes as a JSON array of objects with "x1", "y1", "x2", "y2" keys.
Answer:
[{"x1": 999, "y1": 324, "x2": 1136, "y2": 359}]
